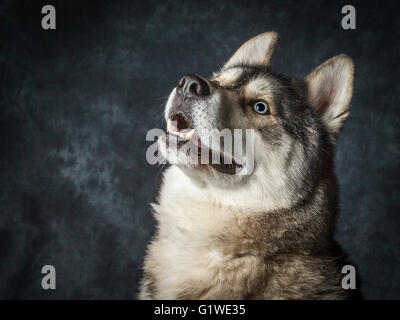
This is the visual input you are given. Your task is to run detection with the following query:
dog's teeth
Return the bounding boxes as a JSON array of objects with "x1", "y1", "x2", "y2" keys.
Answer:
[
  {"x1": 185, "y1": 129, "x2": 195, "y2": 141},
  {"x1": 167, "y1": 119, "x2": 194, "y2": 141}
]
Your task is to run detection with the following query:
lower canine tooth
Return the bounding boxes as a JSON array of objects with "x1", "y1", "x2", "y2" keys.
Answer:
[{"x1": 167, "y1": 119, "x2": 172, "y2": 132}]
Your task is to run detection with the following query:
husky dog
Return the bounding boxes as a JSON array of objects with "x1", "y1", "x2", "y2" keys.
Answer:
[{"x1": 140, "y1": 32, "x2": 354, "y2": 299}]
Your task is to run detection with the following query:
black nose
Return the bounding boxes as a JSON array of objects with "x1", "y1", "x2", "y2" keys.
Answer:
[{"x1": 176, "y1": 74, "x2": 210, "y2": 97}]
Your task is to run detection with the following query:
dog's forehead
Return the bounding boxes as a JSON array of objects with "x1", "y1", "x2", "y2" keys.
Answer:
[
  {"x1": 244, "y1": 76, "x2": 277, "y2": 97},
  {"x1": 212, "y1": 67, "x2": 243, "y2": 86},
  {"x1": 212, "y1": 65, "x2": 277, "y2": 94}
]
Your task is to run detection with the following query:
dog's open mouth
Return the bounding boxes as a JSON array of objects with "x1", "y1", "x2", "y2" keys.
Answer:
[
  {"x1": 165, "y1": 113, "x2": 243, "y2": 175},
  {"x1": 167, "y1": 113, "x2": 195, "y2": 146}
]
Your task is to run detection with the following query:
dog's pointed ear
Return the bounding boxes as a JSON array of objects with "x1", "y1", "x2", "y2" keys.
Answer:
[
  {"x1": 305, "y1": 54, "x2": 354, "y2": 135},
  {"x1": 223, "y1": 32, "x2": 278, "y2": 69}
]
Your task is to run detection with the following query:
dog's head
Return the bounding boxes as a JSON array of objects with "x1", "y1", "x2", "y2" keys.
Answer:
[{"x1": 159, "y1": 32, "x2": 354, "y2": 208}]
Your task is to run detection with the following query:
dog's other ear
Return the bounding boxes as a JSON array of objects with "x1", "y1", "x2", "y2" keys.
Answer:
[
  {"x1": 305, "y1": 54, "x2": 354, "y2": 135},
  {"x1": 223, "y1": 32, "x2": 278, "y2": 69}
]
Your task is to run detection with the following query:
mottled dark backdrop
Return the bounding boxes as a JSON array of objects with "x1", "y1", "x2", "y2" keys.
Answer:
[{"x1": 0, "y1": 0, "x2": 399, "y2": 299}]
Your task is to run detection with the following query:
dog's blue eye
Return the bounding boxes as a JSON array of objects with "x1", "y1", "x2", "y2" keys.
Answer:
[{"x1": 253, "y1": 101, "x2": 269, "y2": 115}]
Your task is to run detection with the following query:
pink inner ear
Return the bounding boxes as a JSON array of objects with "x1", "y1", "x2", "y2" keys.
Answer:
[
  {"x1": 318, "y1": 80, "x2": 337, "y2": 114},
  {"x1": 307, "y1": 55, "x2": 353, "y2": 133}
]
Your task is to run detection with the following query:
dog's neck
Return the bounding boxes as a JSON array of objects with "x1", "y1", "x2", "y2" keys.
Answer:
[{"x1": 153, "y1": 165, "x2": 335, "y2": 256}]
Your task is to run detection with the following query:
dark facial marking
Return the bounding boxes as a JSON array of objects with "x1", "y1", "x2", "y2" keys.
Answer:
[{"x1": 258, "y1": 124, "x2": 283, "y2": 149}]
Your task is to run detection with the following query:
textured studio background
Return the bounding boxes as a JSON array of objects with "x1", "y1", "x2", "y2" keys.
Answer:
[{"x1": 0, "y1": 0, "x2": 399, "y2": 299}]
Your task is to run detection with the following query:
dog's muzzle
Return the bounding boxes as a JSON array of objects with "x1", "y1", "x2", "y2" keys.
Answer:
[{"x1": 167, "y1": 74, "x2": 210, "y2": 130}]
